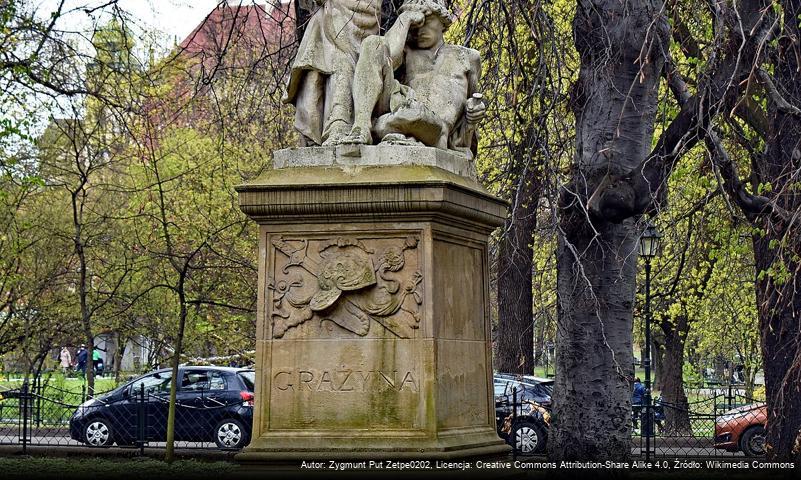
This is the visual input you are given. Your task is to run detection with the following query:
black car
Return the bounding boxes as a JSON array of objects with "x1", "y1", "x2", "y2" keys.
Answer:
[
  {"x1": 69, "y1": 366, "x2": 255, "y2": 449},
  {"x1": 494, "y1": 373, "x2": 553, "y2": 454}
]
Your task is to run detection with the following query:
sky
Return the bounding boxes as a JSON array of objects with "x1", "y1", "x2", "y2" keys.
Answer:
[
  {"x1": 18, "y1": 1, "x2": 234, "y2": 135},
  {"x1": 34, "y1": 0, "x2": 230, "y2": 49}
]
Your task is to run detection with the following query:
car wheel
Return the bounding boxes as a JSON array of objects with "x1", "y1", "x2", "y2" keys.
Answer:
[
  {"x1": 740, "y1": 425, "x2": 766, "y2": 456},
  {"x1": 511, "y1": 420, "x2": 546, "y2": 455},
  {"x1": 214, "y1": 419, "x2": 249, "y2": 449},
  {"x1": 84, "y1": 418, "x2": 114, "y2": 447}
]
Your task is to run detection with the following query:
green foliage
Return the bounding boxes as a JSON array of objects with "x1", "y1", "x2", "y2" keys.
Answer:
[
  {"x1": 0, "y1": 1, "x2": 777, "y2": 408},
  {"x1": 682, "y1": 361, "x2": 704, "y2": 388},
  {"x1": 637, "y1": 143, "x2": 762, "y2": 393},
  {"x1": 0, "y1": 8, "x2": 293, "y2": 374}
]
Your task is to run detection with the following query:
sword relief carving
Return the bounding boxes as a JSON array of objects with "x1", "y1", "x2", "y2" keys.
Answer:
[{"x1": 268, "y1": 235, "x2": 423, "y2": 339}]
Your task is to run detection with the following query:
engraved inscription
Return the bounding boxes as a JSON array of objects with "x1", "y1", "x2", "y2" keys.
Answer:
[{"x1": 272, "y1": 369, "x2": 419, "y2": 393}]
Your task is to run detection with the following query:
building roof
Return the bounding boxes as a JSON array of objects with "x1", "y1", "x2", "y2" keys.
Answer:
[{"x1": 177, "y1": 1, "x2": 296, "y2": 65}]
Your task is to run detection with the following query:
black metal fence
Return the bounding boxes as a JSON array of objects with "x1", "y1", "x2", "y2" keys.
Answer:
[
  {"x1": 0, "y1": 378, "x2": 250, "y2": 453},
  {"x1": 3, "y1": 374, "x2": 765, "y2": 459},
  {"x1": 497, "y1": 387, "x2": 765, "y2": 459},
  {"x1": 636, "y1": 392, "x2": 765, "y2": 459},
  {"x1": 496, "y1": 387, "x2": 550, "y2": 458}
]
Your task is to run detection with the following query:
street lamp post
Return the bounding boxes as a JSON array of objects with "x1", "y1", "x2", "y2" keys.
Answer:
[{"x1": 639, "y1": 222, "x2": 662, "y2": 462}]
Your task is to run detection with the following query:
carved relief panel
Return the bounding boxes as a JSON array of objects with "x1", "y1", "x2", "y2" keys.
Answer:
[{"x1": 267, "y1": 234, "x2": 424, "y2": 339}]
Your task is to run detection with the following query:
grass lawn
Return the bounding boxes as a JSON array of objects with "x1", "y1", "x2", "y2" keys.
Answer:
[
  {"x1": 0, "y1": 373, "x2": 123, "y2": 426},
  {"x1": 1, "y1": 373, "x2": 120, "y2": 395}
]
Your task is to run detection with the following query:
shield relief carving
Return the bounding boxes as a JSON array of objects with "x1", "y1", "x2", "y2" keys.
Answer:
[{"x1": 268, "y1": 234, "x2": 424, "y2": 339}]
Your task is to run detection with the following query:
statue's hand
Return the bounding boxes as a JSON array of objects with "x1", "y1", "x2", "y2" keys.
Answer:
[
  {"x1": 401, "y1": 10, "x2": 426, "y2": 28},
  {"x1": 465, "y1": 94, "x2": 487, "y2": 124}
]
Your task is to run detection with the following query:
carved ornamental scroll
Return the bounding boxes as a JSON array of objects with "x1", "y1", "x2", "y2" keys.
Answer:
[{"x1": 268, "y1": 236, "x2": 423, "y2": 339}]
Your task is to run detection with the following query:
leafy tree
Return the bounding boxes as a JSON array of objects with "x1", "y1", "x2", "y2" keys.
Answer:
[
  {"x1": 700, "y1": 0, "x2": 801, "y2": 460},
  {"x1": 642, "y1": 160, "x2": 759, "y2": 433},
  {"x1": 462, "y1": 0, "x2": 573, "y2": 374},
  {"x1": 549, "y1": 0, "x2": 772, "y2": 460},
  {"x1": 33, "y1": 17, "x2": 146, "y2": 394}
]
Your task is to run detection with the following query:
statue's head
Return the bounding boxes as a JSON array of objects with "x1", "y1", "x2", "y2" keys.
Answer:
[{"x1": 399, "y1": 0, "x2": 453, "y2": 31}]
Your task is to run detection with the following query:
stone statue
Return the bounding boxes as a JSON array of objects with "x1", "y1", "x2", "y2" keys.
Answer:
[
  {"x1": 240, "y1": 4, "x2": 507, "y2": 462},
  {"x1": 284, "y1": 0, "x2": 382, "y2": 146},
  {"x1": 339, "y1": 0, "x2": 487, "y2": 156}
]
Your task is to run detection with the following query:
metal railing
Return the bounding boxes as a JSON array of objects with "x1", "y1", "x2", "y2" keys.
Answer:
[
  {"x1": 0, "y1": 377, "x2": 251, "y2": 453},
  {"x1": 4, "y1": 374, "x2": 765, "y2": 459},
  {"x1": 635, "y1": 392, "x2": 765, "y2": 459},
  {"x1": 496, "y1": 387, "x2": 765, "y2": 459}
]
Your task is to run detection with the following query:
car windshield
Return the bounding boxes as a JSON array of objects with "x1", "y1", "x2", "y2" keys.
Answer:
[
  {"x1": 238, "y1": 371, "x2": 255, "y2": 391},
  {"x1": 129, "y1": 371, "x2": 173, "y2": 396},
  {"x1": 505, "y1": 381, "x2": 552, "y2": 398}
]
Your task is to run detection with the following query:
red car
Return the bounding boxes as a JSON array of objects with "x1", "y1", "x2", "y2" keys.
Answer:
[{"x1": 714, "y1": 403, "x2": 766, "y2": 456}]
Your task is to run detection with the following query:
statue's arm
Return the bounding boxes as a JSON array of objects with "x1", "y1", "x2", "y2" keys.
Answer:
[
  {"x1": 384, "y1": 11, "x2": 425, "y2": 70},
  {"x1": 458, "y1": 49, "x2": 486, "y2": 153},
  {"x1": 467, "y1": 50, "x2": 482, "y2": 101},
  {"x1": 465, "y1": 50, "x2": 486, "y2": 126}
]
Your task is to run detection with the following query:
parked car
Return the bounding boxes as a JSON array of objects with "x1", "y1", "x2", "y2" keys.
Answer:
[
  {"x1": 714, "y1": 403, "x2": 766, "y2": 456},
  {"x1": 494, "y1": 373, "x2": 553, "y2": 454},
  {"x1": 69, "y1": 366, "x2": 255, "y2": 449}
]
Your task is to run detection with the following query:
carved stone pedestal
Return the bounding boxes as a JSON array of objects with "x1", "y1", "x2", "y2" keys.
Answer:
[{"x1": 235, "y1": 146, "x2": 508, "y2": 460}]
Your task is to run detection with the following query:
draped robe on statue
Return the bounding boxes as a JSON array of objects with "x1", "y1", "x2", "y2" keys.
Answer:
[{"x1": 284, "y1": 0, "x2": 382, "y2": 145}]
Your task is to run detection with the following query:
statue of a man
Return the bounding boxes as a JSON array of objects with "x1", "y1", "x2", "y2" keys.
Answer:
[
  {"x1": 339, "y1": 0, "x2": 486, "y2": 155},
  {"x1": 284, "y1": 0, "x2": 382, "y2": 146}
]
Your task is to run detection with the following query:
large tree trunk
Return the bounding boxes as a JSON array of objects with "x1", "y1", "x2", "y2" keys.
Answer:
[
  {"x1": 651, "y1": 334, "x2": 665, "y2": 391},
  {"x1": 756, "y1": 236, "x2": 801, "y2": 461},
  {"x1": 552, "y1": 222, "x2": 639, "y2": 460},
  {"x1": 660, "y1": 324, "x2": 691, "y2": 435},
  {"x1": 755, "y1": 0, "x2": 801, "y2": 461},
  {"x1": 495, "y1": 173, "x2": 539, "y2": 374},
  {"x1": 549, "y1": 0, "x2": 667, "y2": 461}
]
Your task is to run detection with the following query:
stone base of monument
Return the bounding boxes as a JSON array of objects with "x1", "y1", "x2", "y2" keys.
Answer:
[{"x1": 235, "y1": 146, "x2": 509, "y2": 460}]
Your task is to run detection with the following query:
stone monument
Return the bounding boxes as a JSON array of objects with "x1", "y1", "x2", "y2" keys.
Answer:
[{"x1": 236, "y1": 0, "x2": 509, "y2": 460}]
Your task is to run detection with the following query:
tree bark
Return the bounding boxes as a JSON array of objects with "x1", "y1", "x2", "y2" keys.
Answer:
[
  {"x1": 552, "y1": 221, "x2": 639, "y2": 461},
  {"x1": 660, "y1": 322, "x2": 691, "y2": 435},
  {"x1": 114, "y1": 335, "x2": 126, "y2": 383},
  {"x1": 752, "y1": 0, "x2": 801, "y2": 462},
  {"x1": 587, "y1": 0, "x2": 773, "y2": 222},
  {"x1": 756, "y1": 234, "x2": 801, "y2": 461},
  {"x1": 651, "y1": 334, "x2": 665, "y2": 391},
  {"x1": 76, "y1": 220, "x2": 95, "y2": 395},
  {"x1": 549, "y1": 0, "x2": 668, "y2": 461},
  {"x1": 495, "y1": 172, "x2": 539, "y2": 374},
  {"x1": 742, "y1": 362, "x2": 755, "y2": 399},
  {"x1": 165, "y1": 278, "x2": 188, "y2": 463}
]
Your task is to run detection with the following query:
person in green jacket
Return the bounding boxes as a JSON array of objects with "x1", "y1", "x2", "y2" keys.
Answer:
[{"x1": 92, "y1": 348, "x2": 104, "y2": 377}]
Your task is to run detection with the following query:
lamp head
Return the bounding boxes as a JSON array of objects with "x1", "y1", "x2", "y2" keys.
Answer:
[{"x1": 639, "y1": 222, "x2": 662, "y2": 259}]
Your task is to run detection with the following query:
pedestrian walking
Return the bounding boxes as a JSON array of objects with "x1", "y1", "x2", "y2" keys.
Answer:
[
  {"x1": 59, "y1": 346, "x2": 72, "y2": 375},
  {"x1": 75, "y1": 345, "x2": 88, "y2": 377},
  {"x1": 632, "y1": 377, "x2": 645, "y2": 429}
]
